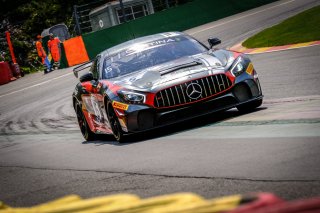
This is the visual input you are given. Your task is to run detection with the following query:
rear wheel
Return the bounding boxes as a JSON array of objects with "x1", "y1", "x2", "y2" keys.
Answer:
[
  {"x1": 75, "y1": 103, "x2": 97, "y2": 141},
  {"x1": 107, "y1": 103, "x2": 124, "y2": 142},
  {"x1": 237, "y1": 99, "x2": 263, "y2": 112}
]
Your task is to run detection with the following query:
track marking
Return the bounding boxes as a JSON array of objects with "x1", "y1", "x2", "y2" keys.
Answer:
[
  {"x1": 189, "y1": 0, "x2": 297, "y2": 35},
  {"x1": 215, "y1": 119, "x2": 320, "y2": 126},
  {"x1": 246, "y1": 43, "x2": 320, "y2": 54},
  {"x1": 0, "y1": 72, "x2": 73, "y2": 99}
]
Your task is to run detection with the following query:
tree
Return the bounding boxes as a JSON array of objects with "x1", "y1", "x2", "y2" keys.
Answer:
[{"x1": 0, "y1": 0, "x2": 92, "y2": 71}]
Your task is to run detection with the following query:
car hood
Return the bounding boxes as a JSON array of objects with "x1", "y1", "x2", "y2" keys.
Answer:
[{"x1": 110, "y1": 50, "x2": 235, "y2": 92}]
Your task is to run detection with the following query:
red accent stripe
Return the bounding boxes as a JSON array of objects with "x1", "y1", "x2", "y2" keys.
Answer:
[
  {"x1": 232, "y1": 51, "x2": 242, "y2": 58},
  {"x1": 101, "y1": 80, "x2": 123, "y2": 95},
  {"x1": 83, "y1": 110, "x2": 96, "y2": 133},
  {"x1": 83, "y1": 110, "x2": 111, "y2": 134},
  {"x1": 242, "y1": 49, "x2": 256, "y2": 54},
  {"x1": 81, "y1": 82, "x2": 93, "y2": 92},
  {"x1": 145, "y1": 92, "x2": 156, "y2": 106}
]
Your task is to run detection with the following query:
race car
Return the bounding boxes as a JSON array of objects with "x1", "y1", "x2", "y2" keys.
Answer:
[{"x1": 72, "y1": 32, "x2": 263, "y2": 142}]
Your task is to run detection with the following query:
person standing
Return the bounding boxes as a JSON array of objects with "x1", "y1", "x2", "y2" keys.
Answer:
[
  {"x1": 36, "y1": 35, "x2": 50, "y2": 73},
  {"x1": 47, "y1": 33, "x2": 61, "y2": 70}
]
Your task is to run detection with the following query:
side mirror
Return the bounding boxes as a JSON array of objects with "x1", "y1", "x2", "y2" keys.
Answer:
[
  {"x1": 208, "y1": 37, "x2": 221, "y2": 48},
  {"x1": 80, "y1": 72, "x2": 94, "y2": 82},
  {"x1": 73, "y1": 60, "x2": 93, "y2": 78}
]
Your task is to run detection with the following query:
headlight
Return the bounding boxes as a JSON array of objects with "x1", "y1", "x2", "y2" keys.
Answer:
[
  {"x1": 118, "y1": 90, "x2": 146, "y2": 104},
  {"x1": 230, "y1": 56, "x2": 245, "y2": 77}
]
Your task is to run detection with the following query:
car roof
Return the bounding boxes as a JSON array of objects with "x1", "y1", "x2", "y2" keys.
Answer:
[{"x1": 99, "y1": 32, "x2": 187, "y2": 58}]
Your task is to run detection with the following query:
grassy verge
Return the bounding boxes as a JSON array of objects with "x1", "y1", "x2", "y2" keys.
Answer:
[
  {"x1": 20, "y1": 66, "x2": 41, "y2": 74},
  {"x1": 243, "y1": 6, "x2": 320, "y2": 48}
]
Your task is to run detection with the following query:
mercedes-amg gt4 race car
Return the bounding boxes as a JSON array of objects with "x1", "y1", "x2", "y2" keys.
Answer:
[{"x1": 72, "y1": 32, "x2": 263, "y2": 142}]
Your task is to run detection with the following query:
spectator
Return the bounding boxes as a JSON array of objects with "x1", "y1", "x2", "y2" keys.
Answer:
[{"x1": 47, "y1": 33, "x2": 61, "y2": 70}]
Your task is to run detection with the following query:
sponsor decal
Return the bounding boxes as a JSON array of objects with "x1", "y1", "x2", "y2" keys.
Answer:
[
  {"x1": 81, "y1": 95, "x2": 104, "y2": 123},
  {"x1": 246, "y1": 63, "x2": 254, "y2": 75},
  {"x1": 112, "y1": 101, "x2": 129, "y2": 110},
  {"x1": 96, "y1": 83, "x2": 102, "y2": 91},
  {"x1": 149, "y1": 38, "x2": 175, "y2": 47}
]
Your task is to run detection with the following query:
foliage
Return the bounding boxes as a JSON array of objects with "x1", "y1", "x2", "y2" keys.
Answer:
[
  {"x1": 243, "y1": 5, "x2": 320, "y2": 48},
  {"x1": 0, "y1": 0, "x2": 91, "y2": 73},
  {"x1": 0, "y1": 0, "x2": 192, "y2": 74},
  {"x1": 20, "y1": 66, "x2": 37, "y2": 74}
]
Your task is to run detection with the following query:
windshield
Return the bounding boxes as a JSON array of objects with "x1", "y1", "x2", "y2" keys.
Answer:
[{"x1": 102, "y1": 36, "x2": 207, "y2": 79}]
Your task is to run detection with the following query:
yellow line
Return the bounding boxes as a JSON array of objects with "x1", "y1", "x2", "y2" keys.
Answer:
[
  {"x1": 246, "y1": 41, "x2": 320, "y2": 54},
  {"x1": 290, "y1": 41, "x2": 314, "y2": 48},
  {"x1": 250, "y1": 47, "x2": 270, "y2": 53}
]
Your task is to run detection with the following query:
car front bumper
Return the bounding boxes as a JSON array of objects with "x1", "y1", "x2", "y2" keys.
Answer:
[{"x1": 120, "y1": 78, "x2": 262, "y2": 133}]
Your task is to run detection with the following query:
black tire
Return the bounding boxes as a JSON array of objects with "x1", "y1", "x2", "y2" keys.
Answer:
[
  {"x1": 106, "y1": 103, "x2": 124, "y2": 142},
  {"x1": 237, "y1": 99, "x2": 263, "y2": 112},
  {"x1": 75, "y1": 103, "x2": 97, "y2": 141}
]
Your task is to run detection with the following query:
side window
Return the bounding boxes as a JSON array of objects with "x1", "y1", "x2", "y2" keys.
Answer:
[{"x1": 90, "y1": 56, "x2": 101, "y2": 80}]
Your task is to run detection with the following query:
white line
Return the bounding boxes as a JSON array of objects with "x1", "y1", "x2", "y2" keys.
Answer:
[
  {"x1": 0, "y1": 72, "x2": 73, "y2": 99},
  {"x1": 189, "y1": 0, "x2": 297, "y2": 35},
  {"x1": 264, "y1": 95, "x2": 320, "y2": 104}
]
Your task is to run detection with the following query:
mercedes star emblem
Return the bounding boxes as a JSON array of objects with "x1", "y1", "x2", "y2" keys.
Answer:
[{"x1": 186, "y1": 82, "x2": 202, "y2": 99}]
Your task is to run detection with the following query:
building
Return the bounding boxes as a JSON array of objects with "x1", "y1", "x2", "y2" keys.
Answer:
[{"x1": 89, "y1": 0, "x2": 154, "y2": 32}]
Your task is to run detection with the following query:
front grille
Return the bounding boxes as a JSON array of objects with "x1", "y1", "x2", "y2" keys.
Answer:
[{"x1": 154, "y1": 74, "x2": 232, "y2": 108}]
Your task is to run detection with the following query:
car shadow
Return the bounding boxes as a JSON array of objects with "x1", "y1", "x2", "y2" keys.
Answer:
[
  {"x1": 81, "y1": 135, "x2": 116, "y2": 145},
  {"x1": 82, "y1": 107, "x2": 267, "y2": 146}
]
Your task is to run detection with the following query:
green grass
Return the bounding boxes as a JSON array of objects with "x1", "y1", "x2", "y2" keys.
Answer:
[
  {"x1": 243, "y1": 6, "x2": 320, "y2": 48},
  {"x1": 20, "y1": 66, "x2": 41, "y2": 75}
]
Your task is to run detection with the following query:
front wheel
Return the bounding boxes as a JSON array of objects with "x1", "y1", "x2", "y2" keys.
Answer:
[
  {"x1": 75, "y1": 103, "x2": 97, "y2": 141},
  {"x1": 107, "y1": 103, "x2": 125, "y2": 142},
  {"x1": 237, "y1": 99, "x2": 263, "y2": 112}
]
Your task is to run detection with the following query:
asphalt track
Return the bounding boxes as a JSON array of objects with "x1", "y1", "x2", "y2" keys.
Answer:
[{"x1": 1, "y1": 0, "x2": 320, "y2": 207}]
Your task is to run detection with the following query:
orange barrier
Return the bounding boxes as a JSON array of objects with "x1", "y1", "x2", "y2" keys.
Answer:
[
  {"x1": 63, "y1": 36, "x2": 89, "y2": 67},
  {"x1": 0, "y1": 62, "x2": 12, "y2": 85}
]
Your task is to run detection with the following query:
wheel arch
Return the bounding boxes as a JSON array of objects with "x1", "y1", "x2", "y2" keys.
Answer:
[
  {"x1": 73, "y1": 96, "x2": 78, "y2": 110},
  {"x1": 104, "y1": 95, "x2": 112, "y2": 113}
]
